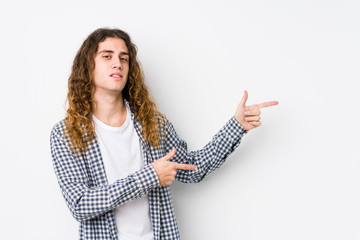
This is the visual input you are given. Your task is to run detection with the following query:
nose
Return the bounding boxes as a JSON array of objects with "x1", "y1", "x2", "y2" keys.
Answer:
[{"x1": 112, "y1": 58, "x2": 122, "y2": 69}]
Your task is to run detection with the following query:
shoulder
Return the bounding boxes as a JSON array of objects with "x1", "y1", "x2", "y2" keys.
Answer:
[
  {"x1": 50, "y1": 119, "x2": 70, "y2": 147},
  {"x1": 161, "y1": 117, "x2": 183, "y2": 144},
  {"x1": 51, "y1": 119, "x2": 66, "y2": 137},
  {"x1": 50, "y1": 119, "x2": 81, "y2": 156}
]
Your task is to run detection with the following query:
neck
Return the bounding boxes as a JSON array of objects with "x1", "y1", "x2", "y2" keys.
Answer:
[{"x1": 92, "y1": 90, "x2": 127, "y2": 127}]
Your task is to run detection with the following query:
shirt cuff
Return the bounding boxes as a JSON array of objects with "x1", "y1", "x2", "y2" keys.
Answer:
[
  {"x1": 133, "y1": 164, "x2": 160, "y2": 193},
  {"x1": 223, "y1": 117, "x2": 248, "y2": 142}
]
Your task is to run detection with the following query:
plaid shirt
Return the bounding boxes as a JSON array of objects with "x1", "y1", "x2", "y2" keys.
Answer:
[{"x1": 50, "y1": 109, "x2": 246, "y2": 240}]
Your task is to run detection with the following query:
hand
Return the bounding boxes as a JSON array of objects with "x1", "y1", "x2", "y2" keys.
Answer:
[
  {"x1": 151, "y1": 148, "x2": 197, "y2": 186},
  {"x1": 235, "y1": 90, "x2": 278, "y2": 131}
]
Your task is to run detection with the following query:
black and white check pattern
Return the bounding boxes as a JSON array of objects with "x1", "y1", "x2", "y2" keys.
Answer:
[{"x1": 50, "y1": 110, "x2": 247, "y2": 240}]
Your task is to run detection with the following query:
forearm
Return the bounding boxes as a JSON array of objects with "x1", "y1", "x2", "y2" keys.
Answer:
[
  {"x1": 167, "y1": 117, "x2": 247, "y2": 183},
  {"x1": 59, "y1": 164, "x2": 159, "y2": 222},
  {"x1": 50, "y1": 126, "x2": 159, "y2": 222}
]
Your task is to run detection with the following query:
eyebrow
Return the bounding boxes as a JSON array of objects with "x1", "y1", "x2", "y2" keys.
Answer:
[{"x1": 98, "y1": 50, "x2": 129, "y2": 55}]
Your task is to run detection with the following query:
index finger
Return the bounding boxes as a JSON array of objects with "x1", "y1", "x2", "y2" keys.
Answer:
[
  {"x1": 257, "y1": 101, "x2": 278, "y2": 109},
  {"x1": 173, "y1": 163, "x2": 198, "y2": 171}
]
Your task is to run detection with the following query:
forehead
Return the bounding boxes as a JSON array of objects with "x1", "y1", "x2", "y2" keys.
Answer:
[{"x1": 97, "y1": 37, "x2": 128, "y2": 53}]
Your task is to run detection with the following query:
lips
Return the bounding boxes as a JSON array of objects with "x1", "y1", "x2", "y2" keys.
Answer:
[{"x1": 110, "y1": 72, "x2": 123, "y2": 78}]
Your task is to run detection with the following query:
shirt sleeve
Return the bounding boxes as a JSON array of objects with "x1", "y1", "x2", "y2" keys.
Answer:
[
  {"x1": 50, "y1": 123, "x2": 159, "y2": 222},
  {"x1": 164, "y1": 117, "x2": 247, "y2": 183}
]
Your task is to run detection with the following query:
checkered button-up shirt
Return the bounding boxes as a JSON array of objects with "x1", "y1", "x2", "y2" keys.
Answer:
[{"x1": 50, "y1": 111, "x2": 247, "y2": 240}]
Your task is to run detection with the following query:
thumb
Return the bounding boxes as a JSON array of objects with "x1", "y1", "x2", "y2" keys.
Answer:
[
  {"x1": 239, "y1": 90, "x2": 248, "y2": 107},
  {"x1": 161, "y1": 148, "x2": 176, "y2": 161}
]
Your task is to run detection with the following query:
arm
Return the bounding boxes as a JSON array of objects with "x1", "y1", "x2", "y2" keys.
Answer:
[
  {"x1": 50, "y1": 124, "x2": 159, "y2": 222},
  {"x1": 165, "y1": 117, "x2": 247, "y2": 183},
  {"x1": 159, "y1": 91, "x2": 278, "y2": 184}
]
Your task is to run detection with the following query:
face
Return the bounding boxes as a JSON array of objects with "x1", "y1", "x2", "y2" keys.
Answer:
[{"x1": 93, "y1": 37, "x2": 130, "y2": 96}]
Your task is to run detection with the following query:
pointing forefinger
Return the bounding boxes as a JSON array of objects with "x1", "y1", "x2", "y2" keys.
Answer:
[
  {"x1": 173, "y1": 163, "x2": 198, "y2": 171},
  {"x1": 257, "y1": 101, "x2": 279, "y2": 109}
]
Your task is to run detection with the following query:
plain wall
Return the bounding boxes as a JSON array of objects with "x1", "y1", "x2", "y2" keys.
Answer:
[{"x1": 0, "y1": 0, "x2": 359, "y2": 239}]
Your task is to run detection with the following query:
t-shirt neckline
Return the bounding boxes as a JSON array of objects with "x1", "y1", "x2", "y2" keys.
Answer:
[{"x1": 92, "y1": 106, "x2": 130, "y2": 132}]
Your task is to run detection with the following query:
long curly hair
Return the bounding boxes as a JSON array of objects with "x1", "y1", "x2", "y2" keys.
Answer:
[{"x1": 65, "y1": 28, "x2": 165, "y2": 152}]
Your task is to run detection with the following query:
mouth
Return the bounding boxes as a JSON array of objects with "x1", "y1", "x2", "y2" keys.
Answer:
[{"x1": 110, "y1": 73, "x2": 123, "y2": 79}]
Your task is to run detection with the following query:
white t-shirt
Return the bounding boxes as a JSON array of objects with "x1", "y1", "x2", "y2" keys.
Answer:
[{"x1": 93, "y1": 107, "x2": 153, "y2": 240}]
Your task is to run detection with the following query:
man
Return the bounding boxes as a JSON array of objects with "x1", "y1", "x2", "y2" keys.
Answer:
[{"x1": 50, "y1": 28, "x2": 278, "y2": 240}]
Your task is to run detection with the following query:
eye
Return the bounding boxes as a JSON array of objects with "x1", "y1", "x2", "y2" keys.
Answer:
[
  {"x1": 102, "y1": 55, "x2": 111, "y2": 59},
  {"x1": 120, "y1": 57, "x2": 129, "y2": 63}
]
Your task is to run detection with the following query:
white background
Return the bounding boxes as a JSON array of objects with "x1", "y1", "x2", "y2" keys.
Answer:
[{"x1": 0, "y1": 0, "x2": 359, "y2": 239}]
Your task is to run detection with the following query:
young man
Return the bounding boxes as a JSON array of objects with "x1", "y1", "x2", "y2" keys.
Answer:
[{"x1": 50, "y1": 28, "x2": 278, "y2": 240}]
